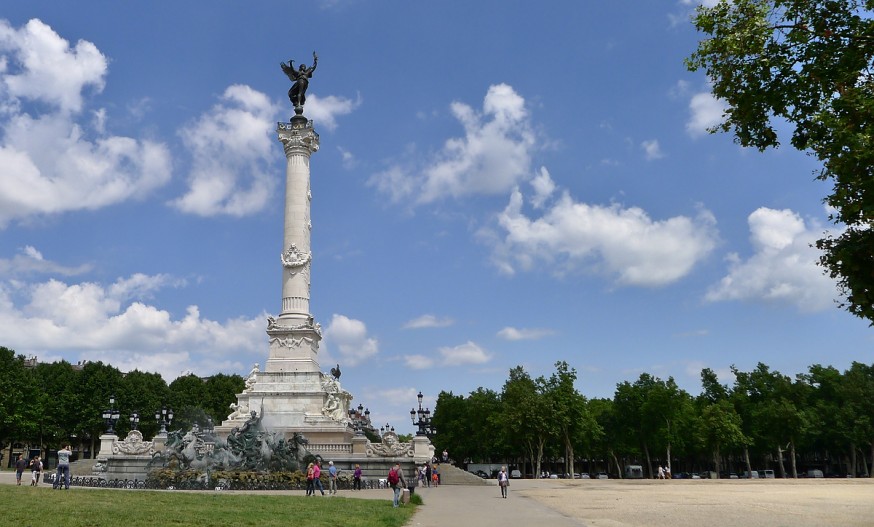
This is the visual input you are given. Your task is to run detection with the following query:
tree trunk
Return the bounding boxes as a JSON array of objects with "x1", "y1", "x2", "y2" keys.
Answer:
[
  {"x1": 849, "y1": 443, "x2": 857, "y2": 478},
  {"x1": 643, "y1": 443, "x2": 652, "y2": 479},
  {"x1": 565, "y1": 434, "x2": 575, "y2": 478},
  {"x1": 789, "y1": 440, "x2": 798, "y2": 478},
  {"x1": 858, "y1": 447, "x2": 869, "y2": 477},
  {"x1": 776, "y1": 444, "x2": 786, "y2": 478},
  {"x1": 713, "y1": 445, "x2": 721, "y2": 478},
  {"x1": 611, "y1": 451, "x2": 622, "y2": 478},
  {"x1": 666, "y1": 442, "x2": 672, "y2": 474},
  {"x1": 743, "y1": 445, "x2": 752, "y2": 478},
  {"x1": 868, "y1": 441, "x2": 874, "y2": 478}
]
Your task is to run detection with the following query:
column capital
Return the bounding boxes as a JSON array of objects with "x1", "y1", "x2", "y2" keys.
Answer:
[{"x1": 277, "y1": 119, "x2": 319, "y2": 157}]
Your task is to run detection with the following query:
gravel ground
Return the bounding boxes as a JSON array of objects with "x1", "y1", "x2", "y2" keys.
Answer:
[{"x1": 518, "y1": 478, "x2": 874, "y2": 527}]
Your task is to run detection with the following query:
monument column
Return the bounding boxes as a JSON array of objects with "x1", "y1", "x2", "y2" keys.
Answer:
[{"x1": 265, "y1": 114, "x2": 322, "y2": 374}]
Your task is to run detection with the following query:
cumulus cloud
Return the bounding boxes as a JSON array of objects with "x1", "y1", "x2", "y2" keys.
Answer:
[
  {"x1": 172, "y1": 85, "x2": 279, "y2": 217},
  {"x1": 439, "y1": 341, "x2": 491, "y2": 366},
  {"x1": 687, "y1": 91, "x2": 727, "y2": 137},
  {"x1": 305, "y1": 93, "x2": 361, "y2": 132},
  {"x1": 0, "y1": 273, "x2": 264, "y2": 381},
  {"x1": 0, "y1": 19, "x2": 172, "y2": 228},
  {"x1": 706, "y1": 207, "x2": 840, "y2": 312},
  {"x1": 323, "y1": 314, "x2": 379, "y2": 366},
  {"x1": 403, "y1": 314, "x2": 454, "y2": 329},
  {"x1": 641, "y1": 139, "x2": 665, "y2": 160},
  {"x1": 489, "y1": 186, "x2": 718, "y2": 286},
  {"x1": 368, "y1": 83, "x2": 536, "y2": 205},
  {"x1": 496, "y1": 326, "x2": 555, "y2": 341}
]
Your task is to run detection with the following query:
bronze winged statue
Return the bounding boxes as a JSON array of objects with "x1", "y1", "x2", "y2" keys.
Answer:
[{"x1": 281, "y1": 51, "x2": 318, "y2": 111}]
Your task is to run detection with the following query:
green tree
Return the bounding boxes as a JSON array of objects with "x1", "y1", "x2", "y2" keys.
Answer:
[
  {"x1": 168, "y1": 374, "x2": 207, "y2": 431},
  {"x1": 74, "y1": 361, "x2": 123, "y2": 455},
  {"x1": 0, "y1": 349, "x2": 42, "y2": 458},
  {"x1": 119, "y1": 370, "x2": 170, "y2": 438},
  {"x1": 202, "y1": 373, "x2": 245, "y2": 425},
  {"x1": 544, "y1": 361, "x2": 589, "y2": 477},
  {"x1": 687, "y1": 0, "x2": 874, "y2": 323},
  {"x1": 31, "y1": 361, "x2": 79, "y2": 451},
  {"x1": 497, "y1": 366, "x2": 551, "y2": 477}
]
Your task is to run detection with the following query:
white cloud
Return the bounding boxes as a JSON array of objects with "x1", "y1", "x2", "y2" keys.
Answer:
[
  {"x1": 0, "y1": 274, "x2": 264, "y2": 381},
  {"x1": 403, "y1": 314, "x2": 454, "y2": 329},
  {"x1": 641, "y1": 139, "x2": 665, "y2": 160},
  {"x1": 0, "y1": 246, "x2": 91, "y2": 277},
  {"x1": 706, "y1": 207, "x2": 840, "y2": 312},
  {"x1": 0, "y1": 19, "x2": 172, "y2": 228},
  {"x1": 687, "y1": 91, "x2": 727, "y2": 137},
  {"x1": 0, "y1": 19, "x2": 106, "y2": 114},
  {"x1": 404, "y1": 354, "x2": 435, "y2": 370},
  {"x1": 439, "y1": 341, "x2": 491, "y2": 366},
  {"x1": 368, "y1": 83, "x2": 536, "y2": 205},
  {"x1": 324, "y1": 314, "x2": 379, "y2": 366},
  {"x1": 172, "y1": 84, "x2": 278, "y2": 217},
  {"x1": 305, "y1": 93, "x2": 361, "y2": 132},
  {"x1": 490, "y1": 187, "x2": 718, "y2": 286},
  {"x1": 496, "y1": 326, "x2": 555, "y2": 341},
  {"x1": 529, "y1": 166, "x2": 556, "y2": 209}
]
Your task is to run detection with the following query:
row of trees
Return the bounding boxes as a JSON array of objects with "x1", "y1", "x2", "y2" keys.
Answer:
[
  {"x1": 0, "y1": 347, "x2": 243, "y2": 462},
  {"x1": 431, "y1": 360, "x2": 874, "y2": 478}
]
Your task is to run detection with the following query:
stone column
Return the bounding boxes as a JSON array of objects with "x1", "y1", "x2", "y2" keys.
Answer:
[
  {"x1": 266, "y1": 116, "x2": 322, "y2": 374},
  {"x1": 277, "y1": 115, "x2": 319, "y2": 323}
]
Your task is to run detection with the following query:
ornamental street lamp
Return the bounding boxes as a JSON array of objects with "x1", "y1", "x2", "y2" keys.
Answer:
[
  {"x1": 348, "y1": 403, "x2": 371, "y2": 436},
  {"x1": 155, "y1": 406, "x2": 174, "y2": 435},
  {"x1": 129, "y1": 411, "x2": 140, "y2": 431},
  {"x1": 102, "y1": 395, "x2": 120, "y2": 435},
  {"x1": 410, "y1": 391, "x2": 435, "y2": 437},
  {"x1": 379, "y1": 423, "x2": 395, "y2": 437}
]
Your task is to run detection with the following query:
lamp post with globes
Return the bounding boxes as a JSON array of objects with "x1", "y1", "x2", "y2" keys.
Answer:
[
  {"x1": 348, "y1": 404, "x2": 371, "y2": 436},
  {"x1": 102, "y1": 395, "x2": 120, "y2": 435},
  {"x1": 410, "y1": 391, "x2": 435, "y2": 437},
  {"x1": 129, "y1": 411, "x2": 140, "y2": 431},
  {"x1": 155, "y1": 406, "x2": 174, "y2": 435}
]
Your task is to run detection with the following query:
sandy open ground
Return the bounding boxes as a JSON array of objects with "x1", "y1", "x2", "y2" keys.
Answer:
[{"x1": 516, "y1": 478, "x2": 874, "y2": 527}]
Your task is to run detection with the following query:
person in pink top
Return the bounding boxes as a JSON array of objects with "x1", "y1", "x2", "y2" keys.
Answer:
[{"x1": 312, "y1": 460, "x2": 325, "y2": 496}]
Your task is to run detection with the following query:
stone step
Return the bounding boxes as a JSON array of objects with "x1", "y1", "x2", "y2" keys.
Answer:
[{"x1": 436, "y1": 463, "x2": 489, "y2": 486}]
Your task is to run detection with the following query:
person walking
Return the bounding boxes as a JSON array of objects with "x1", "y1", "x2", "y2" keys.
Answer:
[
  {"x1": 312, "y1": 460, "x2": 325, "y2": 496},
  {"x1": 498, "y1": 466, "x2": 510, "y2": 498},
  {"x1": 56, "y1": 444, "x2": 72, "y2": 490},
  {"x1": 328, "y1": 460, "x2": 338, "y2": 495},
  {"x1": 425, "y1": 463, "x2": 432, "y2": 488},
  {"x1": 305, "y1": 462, "x2": 315, "y2": 496},
  {"x1": 14, "y1": 454, "x2": 26, "y2": 485},
  {"x1": 30, "y1": 456, "x2": 43, "y2": 486},
  {"x1": 388, "y1": 462, "x2": 406, "y2": 508},
  {"x1": 353, "y1": 464, "x2": 362, "y2": 491}
]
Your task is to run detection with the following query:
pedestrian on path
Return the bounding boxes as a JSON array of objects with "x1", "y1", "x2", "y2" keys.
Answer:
[
  {"x1": 15, "y1": 454, "x2": 26, "y2": 485},
  {"x1": 353, "y1": 464, "x2": 362, "y2": 490},
  {"x1": 498, "y1": 466, "x2": 510, "y2": 498},
  {"x1": 30, "y1": 456, "x2": 43, "y2": 486},
  {"x1": 305, "y1": 462, "x2": 315, "y2": 496},
  {"x1": 388, "y1": 463, "x2": 406, "y2": 508},
  {"x1": 328, "y1": 460, "x2": 338, "y2": 495},
  {"x1": 313, "y1": 460, "x2": 325, "y2": 496},
  {"x1": 55, "y1": 444, "x2": 71, "y2": 490}
]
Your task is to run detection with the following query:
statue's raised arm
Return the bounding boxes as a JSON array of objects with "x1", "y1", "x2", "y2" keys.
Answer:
[{"x1": 282, "y1": 51, "x2": 318, "y2": 114}]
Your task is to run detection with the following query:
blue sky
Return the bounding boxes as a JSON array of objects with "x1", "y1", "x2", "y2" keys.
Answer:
[{"x1": 1, "y1": 1, "x2": 871, "y2": 434}]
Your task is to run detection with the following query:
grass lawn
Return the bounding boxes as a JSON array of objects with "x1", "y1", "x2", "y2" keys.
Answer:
[{"x1": 1, "y1": 486, "x2": 416, "y2": 527}]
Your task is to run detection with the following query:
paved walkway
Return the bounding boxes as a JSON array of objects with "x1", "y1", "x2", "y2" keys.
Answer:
[{"x1": 407, "y1": 480, "x2": 584, "y2": 527}]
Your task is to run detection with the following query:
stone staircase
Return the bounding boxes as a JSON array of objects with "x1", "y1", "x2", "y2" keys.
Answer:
[{"x1": 437, "y1": 463, "x2": 489, "y2": 486}]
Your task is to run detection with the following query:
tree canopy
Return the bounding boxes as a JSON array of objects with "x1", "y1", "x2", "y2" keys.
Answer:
[{"x1": 686, "y1": 0, "x2": 874, "y2": 323}]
